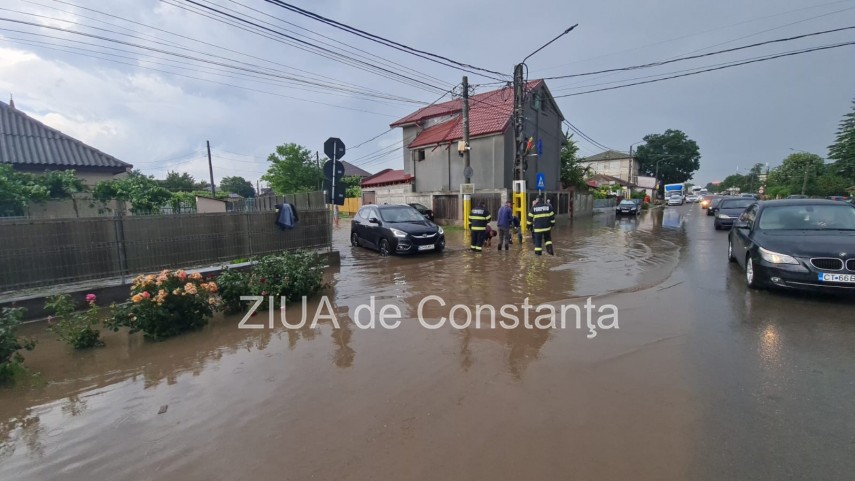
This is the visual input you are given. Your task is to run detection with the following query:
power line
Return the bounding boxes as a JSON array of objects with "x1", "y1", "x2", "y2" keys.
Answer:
[
  {"x1": 555, "y1": 40, "x2": 855, "y2": 97},
  {"x1": 220, "y1": 0, "x2": 454, "y2": 89},
  {"x1": 544, "y1": 25, "x2": 855, "y2": 80},
  {"x1": 262, "y1": 0, "x2": 509, "y2": 80},
  {"x1": 32, "y1": 0, "x2": 427, "y2": 100},
  {"x1": 170, "y1": 0, "x2": 449, "y2": 93},
  {"x1": 0, "y1": 32, "x2": 403, "y2": 117},
  {"x1": 563, "y1": 120, "x2": 613, "y2": 152}
]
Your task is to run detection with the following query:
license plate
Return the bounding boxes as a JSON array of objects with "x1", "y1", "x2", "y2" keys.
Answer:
[
  {"x1": 818, "y1": 273, "x2": 855, "y2": 283},
  {"x1": 418, "y1": 244, "x2": 435, "y2": 251}
]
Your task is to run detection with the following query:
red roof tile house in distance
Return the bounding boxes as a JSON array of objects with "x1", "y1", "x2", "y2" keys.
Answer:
[{"x1": 389, "y1": 80, "x2": 564, "y2": 194}]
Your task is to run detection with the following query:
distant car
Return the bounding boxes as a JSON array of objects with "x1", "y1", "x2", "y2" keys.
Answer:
[
  {"x1": 408, "y1": 202, "x2": 434, "y2": 221},
  {"x1": 741, "y1": 193, "x2": 759, "y2": 199},
  {"x1": 351, "y1": 204, "x2": 445, "y2": 256},
  {"x1": 714, "y1": 198, "x2": 755, "y2": 230},
  {"x1": 667, "y1": 193, "x2": 684, "y2": 206},
  {"x1": 787, "y1": 195, "x2": 808, "y2": 199},
  {"x1": 728, "y1": 199, "x2": 855, "y2": 291},
  {"x1": 686, "y1": 194, "x2": 700, "y2": 203},
  {"x1": 827, "y1": 196, "x2": 851, "y2": 202},
  {"x1": 616, "y1": 199, "x2": 640, "y2": 216}
]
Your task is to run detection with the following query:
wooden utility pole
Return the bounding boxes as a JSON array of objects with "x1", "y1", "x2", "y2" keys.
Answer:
[
  {"x1": 206, "y1": 140, "x2": 215, "y2": 196},
  {"x1": 513, "y1": 64, "x2": 525, "y2": 181}
]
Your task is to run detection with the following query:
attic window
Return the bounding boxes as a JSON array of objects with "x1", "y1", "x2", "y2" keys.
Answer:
[{"x1": 417, "y1": 149, "x2": 426, "y2": 161}]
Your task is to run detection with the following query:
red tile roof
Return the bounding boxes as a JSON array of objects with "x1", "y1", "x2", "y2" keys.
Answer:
[
  {"x1": 391, "y1": 81, "x2": 543, "y2": 149},
  {"x1": 360, "y1": 168, "x2": 413, "y2": 188}
]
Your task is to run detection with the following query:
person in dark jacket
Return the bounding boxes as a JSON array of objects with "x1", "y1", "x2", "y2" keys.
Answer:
[
  {"x1": 527, "y1": 196, "x2": 556, "y2": 255},
  {"x1": 496, "y1": 200, "x2": 513, "y2": 250},
  {"x1": 468, "y1": 202, "x2": 490, "y2": 252}
]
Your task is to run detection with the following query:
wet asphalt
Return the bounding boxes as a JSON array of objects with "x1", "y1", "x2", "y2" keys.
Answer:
[{"x1": 0, "y1": 204, "x2": 853, "y2": 480}]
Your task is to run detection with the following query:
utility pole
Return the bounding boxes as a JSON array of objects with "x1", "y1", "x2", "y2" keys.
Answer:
[
  {"x1": 462, "y1": 76, "x2": 471, "y2": 231},
  {"x1": 513, "y1": 63, "x2": 525, "y2": 181},
  {"x1": 206, "y1": 140, "x2": 215, "y2": 196},
  {"x1": 802, "y1": 164, "x2": 809, "y2": 196},
  {"x1": 316, "y1": 151, "x2": 321, "y2": 191}
]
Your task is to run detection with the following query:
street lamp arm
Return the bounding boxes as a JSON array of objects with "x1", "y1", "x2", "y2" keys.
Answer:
[{"x1": 522, "y1": 24, "x2": 578, "y2": 64}]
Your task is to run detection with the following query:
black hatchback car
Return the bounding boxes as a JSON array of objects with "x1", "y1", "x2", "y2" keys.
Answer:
[
  {"x1": 728, "y1": 199, "x2": 855, "y2": 292},
  {"x1": 351, "y1": 204, "x2": 445, "y2": 255}
]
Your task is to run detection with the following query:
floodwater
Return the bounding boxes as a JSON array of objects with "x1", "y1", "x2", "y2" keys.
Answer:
[{"x1": 2, "y1": 206, "x2": 855, "y2": 480}]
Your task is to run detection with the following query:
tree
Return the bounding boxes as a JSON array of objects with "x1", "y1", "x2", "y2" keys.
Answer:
[
  {"x1": 93, "y1": 170, "x2": 172, "y2": 214},
  {"x1": 767, "y1": 152, "x2": 824, "y2": 196},
  {"x1": 262, "y1": 143, "x2": 323, "y2": 194},
  {"x1": 219, "y1": 176, "x2": 255, "y2": 197},
  {"x1": 559, "y1": 132, "x2": 588, "y2": 188},
  {"x1": 635, "y1": 129, "x2": 701, "y2": 190},
  {"x1": 339, "y1": 175, "x2": 362, "y2": 198},
  {"x1": 704, "y1": 182, "x2": 720, "y2": 193},
  {"x1": 827, "y1": 97, "x2": 855, "y2": 179},
  {"x1": 0, "y1": 165, "x2": 85, "y2": 215},
  {"x1": 160, "y1": 171, "x2": 197, "y2": 192}
]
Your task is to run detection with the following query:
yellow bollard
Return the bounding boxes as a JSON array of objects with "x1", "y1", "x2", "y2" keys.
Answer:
[
  {"x1": 513, "y1": 190, "x2": 528, "y2": 235},
  {"x1": 463, "y1": 194, "x2": 471, "y2": 232}
]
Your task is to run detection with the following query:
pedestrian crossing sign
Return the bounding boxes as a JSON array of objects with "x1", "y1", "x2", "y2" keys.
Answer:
[{"x1": 536, "y1": 173, "x2": 545, "y2": 190}]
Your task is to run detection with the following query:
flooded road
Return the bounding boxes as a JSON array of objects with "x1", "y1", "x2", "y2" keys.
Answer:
[{"x1": 2, "y1": 206, "x2": 854, "y2": 480}]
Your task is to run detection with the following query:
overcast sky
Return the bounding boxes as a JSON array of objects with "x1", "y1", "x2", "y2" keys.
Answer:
[{"x1": 1, "y1": 0, "x2": 854, "y2": 187}]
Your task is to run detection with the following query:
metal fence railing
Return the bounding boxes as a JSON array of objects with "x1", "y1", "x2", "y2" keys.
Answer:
[{"x1": 0, "y1": 191, "x2": 330, "y2": 292}]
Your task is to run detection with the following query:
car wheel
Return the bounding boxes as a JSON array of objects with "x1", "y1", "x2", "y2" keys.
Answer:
[
  {"x1": 728, "y1": 239, "x2": 736, "y2": 262},
  {"x1": 379, "y1": 238, "x2": 391, "y2": 256},
  {"x1": 351, "y1": 232, "x2": 360, "y2": 247},
  {"x1": 435, "y1": 241, "x2": 445, "y2": 253},
  {"x1": 745, "y1": 256, "x2": 765, "y2": 289},
  {"x1": 714, "y1": 221, "x2": 720, "y2": 230}
]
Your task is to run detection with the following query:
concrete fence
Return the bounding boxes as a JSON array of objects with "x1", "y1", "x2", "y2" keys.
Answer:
[{"x1": 0, "y1": 191, "x2": 331, "y2": 292}]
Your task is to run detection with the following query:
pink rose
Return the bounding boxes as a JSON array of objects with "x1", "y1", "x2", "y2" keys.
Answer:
[{"x1": 85, "y1": 293, "x2": 97, "y2": 305}]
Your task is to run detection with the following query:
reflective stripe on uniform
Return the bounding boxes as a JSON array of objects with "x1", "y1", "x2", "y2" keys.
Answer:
[
  {"x1": 531, "y1": 213, "x2": 552, "y2": 219},
  {"x1": 534, "y1": 247, "x2": 542, "y2": 252},
  {"x1": 470, "y1": 227, "x2": 486, "y2": 231},
  {"x1": 545, "y1": 241, "x2": 553, "y2": 246},
  {"x1": 534, "y1": 227, "x2": 551, "y2": 233},
  {"x1": 469, "y1": 215, "x2": 490, "y2": 220}
]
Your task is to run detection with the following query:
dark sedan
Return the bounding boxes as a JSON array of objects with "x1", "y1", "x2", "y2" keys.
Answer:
[
  {"x1": 615, "y1": 199, "x2": 640, "y2": 216},
  {"x1": 714, "y1": 198, "x2": 754, "y2": 229},
  {"x1": 408, "y1": 202, "x2": 434, "y2": 221},
  {"x1": 707, "y1": 196, "x2": 724, "y2": 216},
  {"x1": 351, "y1": 204, "x2": 445, "y2": 256},
  {"x1": 728, "y1": 199, "x2": 855, "y2": 292}
]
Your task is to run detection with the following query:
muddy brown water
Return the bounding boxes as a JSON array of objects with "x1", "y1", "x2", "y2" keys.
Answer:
[{"x1": 3, "y1": 207, "x2": 852, "y2": 480}]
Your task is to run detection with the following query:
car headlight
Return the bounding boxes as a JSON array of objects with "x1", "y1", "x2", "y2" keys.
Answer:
[
  {"x1": 717, "y1": 214, "x2": 730, "y2": 219},
  {"x1": 758, "y1": 247, "x2": 799, "y2": 265},
  {"x1": 390, "y1": 228, "x2": 408, "y2": 238},
  {"x1": 437, "y1": 226, "x2": 444, "y2": 235}
]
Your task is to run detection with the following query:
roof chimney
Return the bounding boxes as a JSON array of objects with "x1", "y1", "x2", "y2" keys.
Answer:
[{"x1": 9, "y1": 94, "x2": 14, "y2": 109}]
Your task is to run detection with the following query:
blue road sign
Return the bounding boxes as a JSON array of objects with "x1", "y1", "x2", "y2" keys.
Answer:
[
  {"x1": 536, "y1": 139, "x2": 543, "y2": 157},
  {"x1": 536, "y1": 173, "x2": 545, "y2": 190}
]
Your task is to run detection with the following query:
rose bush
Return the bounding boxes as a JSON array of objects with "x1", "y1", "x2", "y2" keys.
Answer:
[
  {"x1": 45, "y1": 293, "x2": 104, "y2": 349},
  {"x1": 108, "y1": 270, "x2": 221, "y2": 340}
]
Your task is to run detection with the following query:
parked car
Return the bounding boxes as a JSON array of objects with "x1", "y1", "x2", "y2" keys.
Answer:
[
  {"x1": 707, "y1": 197, "x2": 725, "y2": 216},
  {"x1": 787, "y1": 195, "x2": 808, "y2": 199},
  {"x1": 351, "y1": 204, "x2": 445, "y2": 255},
  {"x1": 741, "y1": 193, "x2": 759, "y2": 199},
  {"x1": 714, "y1": 198, "x2": 755, "y2": 230},
  {"x1": 728, "y1": 199, "x2": 855, "y2": 291},
  {"x1": 616, "y1": 199, "x2": 640, "y2": 216},
  {"x1": 667, "y1": 194, "x2": 684, "y2": 206},
  {"x1": 408, "y1": 202, "x2": 434, "y2": 221},
  {"x1": 827, "y1": 196, "x2": 851, "y2": 202}
]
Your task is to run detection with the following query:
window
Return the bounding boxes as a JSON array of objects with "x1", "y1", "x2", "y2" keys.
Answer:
[{"x1": 417, "y1": 149, "x2": 426, "y2": 161}]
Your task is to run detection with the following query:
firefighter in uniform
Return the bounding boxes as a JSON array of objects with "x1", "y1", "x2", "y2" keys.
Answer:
[
  {"x1": 469, "y1": 202, "x2": 491, "y2": 252},
  {"x1": 527, "y1": 196, "x2": 555, "y2": 255}
]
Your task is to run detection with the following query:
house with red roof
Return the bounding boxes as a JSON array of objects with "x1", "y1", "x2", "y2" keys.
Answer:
[{"x1": 389, "y1": 80, "x2": 564, "y2": 193}]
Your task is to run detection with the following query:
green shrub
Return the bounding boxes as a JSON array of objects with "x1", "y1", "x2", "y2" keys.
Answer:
[
  {"x1": 218, "y1": 250, "x2": 328, "y2": 313},
  {"x1": 107, "y1": 270, "x2": 221, "y2": 341},
  {"x1": 0, "y1": 307, "x2": 36, "y2": 382},
  {"x1": 44, "y1": 294, "x2": 104, "y2": 349}
]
